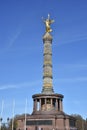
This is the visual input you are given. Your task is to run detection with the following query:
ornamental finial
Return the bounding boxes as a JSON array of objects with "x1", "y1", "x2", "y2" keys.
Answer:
[{"x1": 42, "y1": 14, "x2": 54, "y2": 33}]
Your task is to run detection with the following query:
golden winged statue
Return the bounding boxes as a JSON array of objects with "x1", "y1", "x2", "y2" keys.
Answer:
[{"x1": 42, "y1": 14, "x2": 54, "y2": 33}]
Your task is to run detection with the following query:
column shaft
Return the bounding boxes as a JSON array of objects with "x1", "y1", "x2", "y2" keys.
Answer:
[{"x1": 42, "y1": 33, "x2": 54, "y2": 94}]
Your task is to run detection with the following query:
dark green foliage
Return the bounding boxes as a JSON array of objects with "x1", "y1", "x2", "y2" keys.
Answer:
[
  {"x1": 1, "y1": 123, "x2": 7, "y2": 130},
  {"x1": 1, "y1": 117, "x2": 18, "y2": 130},
  {"x1": 71, "y1": 114, "x2": 87, "y2": 130}
]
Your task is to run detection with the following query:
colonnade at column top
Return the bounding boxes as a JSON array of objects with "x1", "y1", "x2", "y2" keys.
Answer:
[{"x1": 33, "y1": 96, "x2": 63, "y2": 114}]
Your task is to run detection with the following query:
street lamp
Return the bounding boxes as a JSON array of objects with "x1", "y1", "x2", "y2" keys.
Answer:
[
  {"x1": 0, "y1": 118, "x2": 3, "y2": 130},
  {"x1": 55, "y1": 115, "x2": 57, "y2": 130},
  {"x1": 7, "y1": 117, "x2": 10, "y2": 128}
]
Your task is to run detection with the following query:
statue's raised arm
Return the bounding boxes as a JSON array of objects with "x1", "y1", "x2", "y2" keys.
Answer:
[{"x1": 42, "y1": 14, "x2": 54, "y2": 33}]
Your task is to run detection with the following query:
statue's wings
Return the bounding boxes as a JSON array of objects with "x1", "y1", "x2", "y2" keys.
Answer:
[
  {"x1": 49, "y1": 19, "x2": 54, "y2": 24},
  {"x1": 50, "y1": 20, "x2": 54, "y2": 23}
]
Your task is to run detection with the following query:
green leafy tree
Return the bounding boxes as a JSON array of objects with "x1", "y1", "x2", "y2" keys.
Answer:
[
  {"x1": 71, "y1": 114, "x2": 87, "y2": 130},
  {"x1": 1, "y1": 123, "x2": 7, "y2": 130},
  {"x1": 8, "y1": 117, "x2": 18, "y2": 130}
]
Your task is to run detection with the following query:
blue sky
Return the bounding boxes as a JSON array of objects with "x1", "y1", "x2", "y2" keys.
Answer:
[{"x1": 0, "y1": 0, "x2": 87, "y2": 122}]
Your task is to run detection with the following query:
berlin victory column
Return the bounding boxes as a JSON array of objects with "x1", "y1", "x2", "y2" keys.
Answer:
[{"x1": 17, "y1": 15, "x2": 77, "y2": 130}]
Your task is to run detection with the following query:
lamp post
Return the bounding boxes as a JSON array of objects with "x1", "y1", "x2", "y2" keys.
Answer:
[
  {"x1": 7, "y1": 118, "x2": 9, "y2": 122},
  {"x1": 55, "y1": 115, "x2": 57, "y2": 130},
  {"x1": 0, "y1": 118, "x2": 3, "y2": 130},
  {"x1": 7, "y1": 117, "x2": 10, "y2": 128}
]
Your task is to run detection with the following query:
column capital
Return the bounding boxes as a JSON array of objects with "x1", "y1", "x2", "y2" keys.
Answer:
[{"x1": 43, "y1": 32, "x2": 52, "y2": 42}]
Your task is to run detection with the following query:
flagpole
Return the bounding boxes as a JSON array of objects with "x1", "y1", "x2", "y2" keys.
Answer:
[
  {"x1": 12, "y1": 100, "x2": 15, "y2": 130},
  {"x1": 24, "y1": 99, "x2": 27, "y2": 130}
]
